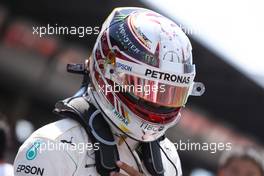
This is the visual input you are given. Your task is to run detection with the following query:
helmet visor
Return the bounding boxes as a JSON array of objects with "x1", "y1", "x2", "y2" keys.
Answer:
[
  {"x1": 117, "y1": 91, "x2": 181, "y2": 124},
  {"x1": 105, "y1": 57, "x2": 196, "y2": 107}
]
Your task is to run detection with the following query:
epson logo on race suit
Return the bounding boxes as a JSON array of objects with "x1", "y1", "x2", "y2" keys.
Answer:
[
  {"x1": 16, "y1": 165, "x2": 44, "y2": 176},
  {"x1": 145, "y1": 69, "x2": 191, "y2": 84},
  {"x1": 116, "y1": 62, "x2": 132, "y2": 72}
]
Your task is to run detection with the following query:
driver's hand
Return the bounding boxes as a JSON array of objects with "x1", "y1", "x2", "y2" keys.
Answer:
[{"x1": 110, "y1": 161, "x2": 143, "y2": 176}]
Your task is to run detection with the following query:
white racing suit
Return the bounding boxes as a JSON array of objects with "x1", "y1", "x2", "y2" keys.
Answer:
[{"x1": 13, "y1": 118, "x2": 182, "y2": 176}]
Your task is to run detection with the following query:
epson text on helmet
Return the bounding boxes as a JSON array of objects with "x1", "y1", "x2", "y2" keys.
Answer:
[{"x1": 116, "y1": 62, "x2": 132, "y2": 72}]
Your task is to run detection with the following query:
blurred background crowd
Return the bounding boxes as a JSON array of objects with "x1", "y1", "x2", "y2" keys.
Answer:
[{"x1": 0, "y1": 0, "x2": 263, "y2": 175}]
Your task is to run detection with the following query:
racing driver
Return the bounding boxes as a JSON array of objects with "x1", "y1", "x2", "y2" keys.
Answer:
[{"x1": 13, "y1": 7, "x2": 204, "y2": 176}]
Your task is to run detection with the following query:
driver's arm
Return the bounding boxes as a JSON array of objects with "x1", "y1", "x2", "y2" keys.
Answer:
[{"x1": 13, "y1": 137, "x2": 77, "y2": 176}]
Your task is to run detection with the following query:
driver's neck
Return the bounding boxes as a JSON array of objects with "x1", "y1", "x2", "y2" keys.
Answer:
[{"x1": 112, "y1": 130, "x2": 139, "y2": 151}]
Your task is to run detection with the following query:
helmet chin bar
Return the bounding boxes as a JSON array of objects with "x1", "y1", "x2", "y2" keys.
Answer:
[{"x1": 89, "y1": 84, "x2": 166, "y2": 143}]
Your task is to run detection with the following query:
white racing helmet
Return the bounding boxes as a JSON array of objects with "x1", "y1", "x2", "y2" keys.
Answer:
[{"x1": 89, "y1": 7, "x2": 205, "y2": 142}]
